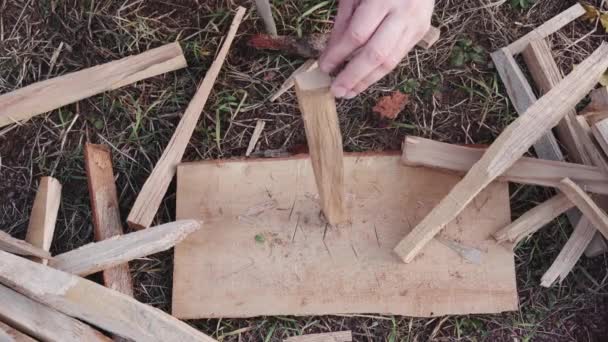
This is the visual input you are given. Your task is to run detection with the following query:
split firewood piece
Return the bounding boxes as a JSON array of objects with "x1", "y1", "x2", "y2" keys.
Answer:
[
  {"x1": 295, "y1": 68, "x2": 346, "y2": 225},
  {"x1": 25, "y1": 176, "x2": 61, "y2": 264},
  {"x1": 0, "y1": 231, "x2": 51, "y2": 259},
  {"x1": 49, "y1": 220, "x2": 201, "y2": 276},
  {"x1": 521, "y1": 38, "x2": 608, "y2": 257},
  {"x1": 394, "y1": 43, "x2": 608, "y2": 263},
  {"x1": 557, "y1": 178, "x2": 608, "y2": 239},
  {"x1": 401, "y1": 136, "x2": 608, "y2": 195},
  {"x1": 248, "y1": 26, "x2": 441, "y2": 58},
  {"x1": 592, "y1": 118, "x2": 608, "y2": 158},
  {"x1": 254, "y1": 0, "x2": 277, "y2": 36},
  {"x1": 0, "y1": 285, "x2": 111, "y2": 342},
  {"x1": 127, "y1": 7, "x2": 246, "y2": 230},
  {"x1": 84, "y1": 143, "x2": 133, "y2": 296},
  {"x1": 491, "y1": 48, "x2": 564, "y2": 161},
  {"x1": 493, "y1": 194, "x2": 574, "y2": 244},
  {"x1": 246, "y1": 120, "x2": 266, "y2": 157},
  {"x1": 0, "y1": 321, "x2": 36, "y2": 342},
  {"x1": 0, "y1": 251, "x2": 216, "y2": 342},
  {"x1": 541, "y1": 217, "x2": 596, "y2": 287},
  {"x1": 284, "y1": 331, "x2": 352, "y2": 342},
  {"x1": 270, "y1": 59, "x2": 318, "y2": 102},
  {"x1": 575, "y1": 115, "x2": 608, "y2": 173},
  {"x1": 0, "y1": 43, "x2": 187, "y2": 128},
  {"x1": 504, "y1": 3, "x2": 585, "y2": 54}
]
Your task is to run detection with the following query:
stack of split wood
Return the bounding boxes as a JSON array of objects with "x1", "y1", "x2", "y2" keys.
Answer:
[
  {"x1": 395, "y1": 3, "x2": 608, "y2": 287},
  {"x1": 0, "y1": 6, "x2": 250, "y2": 342}
]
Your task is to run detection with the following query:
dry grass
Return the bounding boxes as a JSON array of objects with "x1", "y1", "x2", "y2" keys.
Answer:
[{"x1": 0, "y1": 0, "x2": 607, "y2": 340}]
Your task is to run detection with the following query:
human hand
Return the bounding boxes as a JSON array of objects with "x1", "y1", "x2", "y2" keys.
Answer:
[{"x1": 319, "y1": 0, "x2": 434, "y2": 99}]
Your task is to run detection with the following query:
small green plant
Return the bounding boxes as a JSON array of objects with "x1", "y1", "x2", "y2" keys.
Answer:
[
  {"x1": 510, "y1": 0, "x2": 534, "y2": 10},
  {"x1": 255, "y1": 234, "x2": 265, "y2": 244},
  {"x1": 400, "y1": 78, "x2": 419, "y2": 94},
  {"x1": 451, "y1": 38, "x2": 485, "y2": 67}
]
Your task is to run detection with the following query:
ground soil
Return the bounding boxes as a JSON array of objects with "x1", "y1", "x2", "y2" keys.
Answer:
[{"x1": 1, "y1": 0, "x2": 607, "y2": 340}]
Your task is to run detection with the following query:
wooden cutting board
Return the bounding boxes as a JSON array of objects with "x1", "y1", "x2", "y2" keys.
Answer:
[{"x1": 173, "y1": 153, "x2": 517, "y2": 318}]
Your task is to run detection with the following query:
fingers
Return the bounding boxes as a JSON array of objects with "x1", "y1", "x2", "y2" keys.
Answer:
[
  {"x1": 319, "y1": 0, "x2": 390, "y2": 74},
  {"x1": 350, "y1": 27, "x2": 426, "y2": 96},
  {"x1": 327, "y1": 0, "x2": 358, "y2": 47},
  {"x1": 331, "y1": 13, "x2": 408, "y2": 98}
]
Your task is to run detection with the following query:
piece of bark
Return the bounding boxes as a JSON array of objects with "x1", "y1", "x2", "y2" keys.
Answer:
[
  {"x1": 394, "y1": 43, "x2": 608, "y2": 263},
  {"x1": 541, "y1": 217, "x2": 596, "y2": 287},
  {"x1": 248, "y1": 26, "x2": 441, "y2": 58},
  {"x1": 49, "y1": 220, "x2": 201, "y2": 276},
  {"x1": 84, "y1": 143, "x2": 133, "y2": 296},
  {"x1": 504, "y1": 3, "x2": 585, "y2": 54},
  {"x1": 254, "y1": 0, "x2": 278, "y2": 36},
  {"x1": 0, "y1": 251, "x2": 216, "y2": 342},
  {"x1": 270, "y1": 59, "x2": 318, "y2": 102},
  {"x1": 295, "y1": 69, "x2": 346, "y2": 225},
  {"x1": 401, "y1": 136, "x2": 608, "y2": 195},
  {"x1": 127, "y1": 7, "x2": 246, "y2": 230},
  {"x1": 284, "y1": 331, "x2": 352, "y2": 342},
  {"x1": 0, "y1": 231, "x2": 52, "y2": 259},
  {"x1": 557, "y1": 178, "x2": 608, "y2": 240},
  {"x1": 521, "y1": 38, "x2": 608, "y2": 257},
  {"x1": 0, "y1": 284, "x2": 111, "y2": 342},
  {"x1": 493, "y1": 194, "x2": 574, "y2": 244},
  {"x1": 0, "y1": 43, "x2": 187, "y2": 128},
  {"x1": 245, "y1": 120, "x2": 266, "y2": 157},
  {"x1": 0, "y1": 321, "x2": 36, "y2": 342},
  {"x1": 25, "y1": 176, "x2": 61, "y2": 264}
]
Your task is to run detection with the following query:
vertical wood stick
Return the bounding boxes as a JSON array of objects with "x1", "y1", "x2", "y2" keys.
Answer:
[
  {"x1": 0, "y1": 250, "x2": 217, "y2": 342},
  {"x1": 394, "y1": 43, "x2": 608, "y2": 263},
  {"x1": 0, "y1": 43, "x2": 187, "y2": 128},
  {"x1": 84, "y1": 144, "x2": 134, "y2": 296},
  {"x1": 127, "y1": 7, "x2": 246, "y2": 230},
  {"x1": 25, "y1": 176, "x2": 61, "y2": 264},
  {"x1": 255, "y1": 0, "x2": 278, "y2": 36},
  {"x1": 245, "y1": 120, "x2": 266, "y2": 156},
  {"x1": 295, "y1": 69, "x2": 346, "y2": 225}
]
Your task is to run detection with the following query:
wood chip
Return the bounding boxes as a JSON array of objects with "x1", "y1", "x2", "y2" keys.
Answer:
[
  {"x1": 25, "y1": 176, "x2": 61, "y2": 264},
  {"x1": 246, "y1": 120, "x2": 266, "y2": 156},
  {"x1": 284, "y1": 331, "x2": 352, "y2": 342}
]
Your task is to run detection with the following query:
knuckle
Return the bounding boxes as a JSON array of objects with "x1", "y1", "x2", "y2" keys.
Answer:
[
  {"x1": 348, "y1": 30, "x2": 368, "y2": 46},
  {"x1": 366, "y1": 47, "x2": 389, "y2": 64}
]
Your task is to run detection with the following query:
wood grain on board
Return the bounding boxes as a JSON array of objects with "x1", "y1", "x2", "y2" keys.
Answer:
[{"x1": 172, "y1": 154, "x2": 517, "y2": 318}]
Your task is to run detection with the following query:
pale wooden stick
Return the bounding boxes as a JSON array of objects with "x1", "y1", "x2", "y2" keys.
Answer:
[
  {"x1": 521, "y1": 38, "x2": 608, "y2": 257},
  {"x1": 284, "y1": 331, "x2": 352, "y2": 342},
  {"x1": 505, "y1": 3, "x2": 585, "y2": 54},
  {"x1": 592, "y1": 118, "x2": 608, "y2": 158},
  {"x1": 541, "y1": 217, "x2": 596, "y2": 287},
  {"x1": 270, "y1": 59, "x2": 318, "y2": 102},
  {"x1": 0, "y1": 321, "x2": 36, "y2": 342},
  {"x1": 401, "y1": 136, "x2": 608, "y2": 195},
  {"x1": 0, "y1": 43, "x2": 187, "y2": 128},
  {"x1": 255, "y1": 0, "x2": 277, "y2": 36},
  {"x1": 49, "y1": 220, "x2": 201, "y2": 276},
  {"x1": 557, "y1": 178, "x2": 608, "y2": 239},
  {"x1": 245, "y1": 120, "x2": 266, "y2": 156},
  {"x1": 0, "y1": 250, "x2": 216, "y2": 342},
  {"x1": 84, "y1": 144, "x2": 133, "y2": 296},
  {"x1": 493, "y1": 194, "x2": 574, "y2": 244},
  {"x1": 0, "y1": 284, "x2": 111, "y2": 342},
  {"x1": 25, "y1": 176, "x2": 61, "y2": 264},
  {"x1": 127, "y1": 7, "x2": 246, "y2": 230},
  {"x1": 394, "y1": 43, "x2": 608, "y2": 263},
  {"x1": 295, "y1": 68, "x2": 346, "y2": 225},
  {"x1": 0, "y1": 231, "x2": 51, "y2": 259}
]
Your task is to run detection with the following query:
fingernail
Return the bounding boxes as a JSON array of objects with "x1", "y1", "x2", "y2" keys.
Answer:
[
  {"x1": 332, "y1": 85, "x2": 348, "y2": 98},
  {"x1": 344, "y1": 91, "x2": 357, "y2": 99}
]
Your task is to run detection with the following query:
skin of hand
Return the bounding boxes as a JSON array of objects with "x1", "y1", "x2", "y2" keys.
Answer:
[{"x1": 319, "y1": 0, "x2": 435, "y2": 99}]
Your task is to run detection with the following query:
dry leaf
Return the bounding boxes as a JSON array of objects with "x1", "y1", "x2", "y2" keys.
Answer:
[
  {"x1": 600, "y1": 69, "x2": 608, "y2": 87},
  {"x1": 601, "y1": 13, "x2": 608, "y2": 32},
  {"x1": 582, "y1": 4, "x2": 601, "y2": 22},
  {"x1": 372, "y1": 92, "x2": 409, "y2": 120}
]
